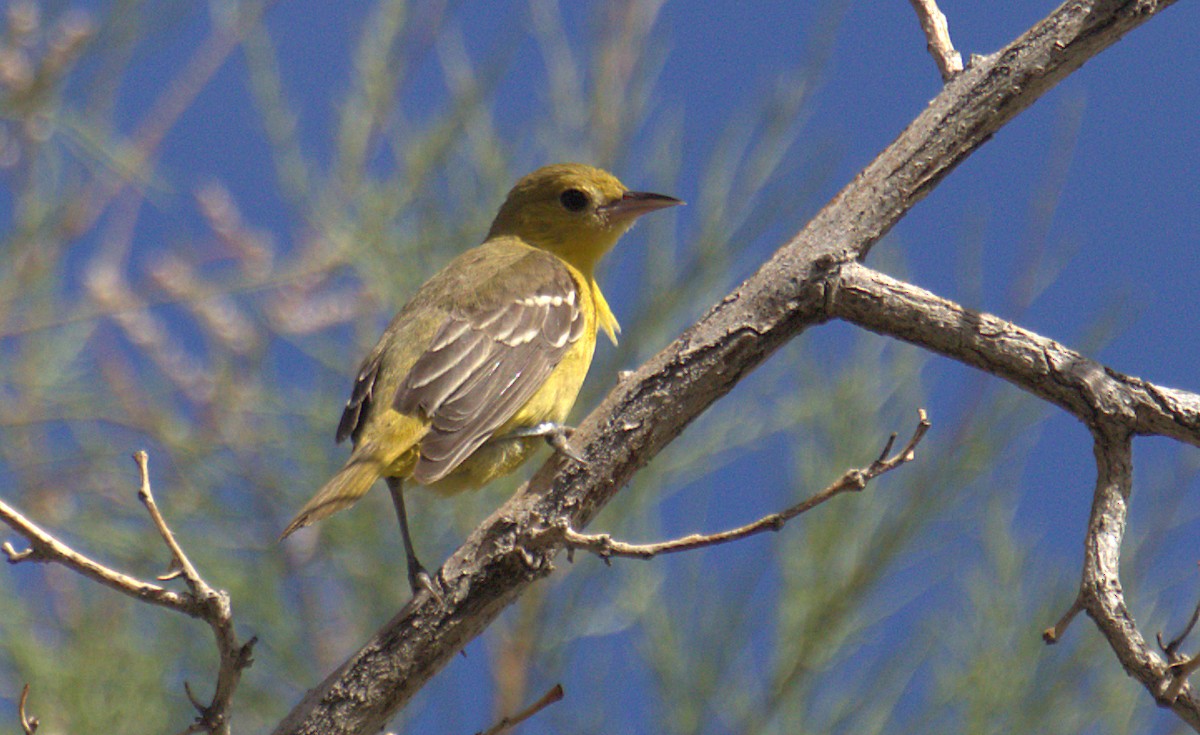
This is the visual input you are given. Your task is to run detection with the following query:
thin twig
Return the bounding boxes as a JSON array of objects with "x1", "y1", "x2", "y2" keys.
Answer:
[
  {"x1": 18, "y1": 683, "x2": 38, "y2": 735},
  {"x1": 558, "y1": 410, "x2": 930, "y2": 561},
  {"x1": 0, "y1": 497, "x2": 190, "y2": 611},
  {"x1": 1043, "y1": 594, "x2": 1084, "y2": 644},
  {"x1": 134, "y1": 451, "x2": 204, "y2": 591},
  {"x1": 2, "y1": 542, "x2": 36, "y2": 562},
  {"x1": 1161, "y1": 594, "x2": 1200, "y2": 657},
  {"x1": 475, "y1": 684, "x2": 565, "y2": 735},
  {"x1": 908, "y1": 0, "x2": 963, "y2": 81},
  {"x1": 131, "y1": 452, "x2": 255, "y2": 735},
  {"x1": 1158, "y1": 585, "x2": 1200, "y2": 704},
  {"x1": 1164, "y1": 655, "x2": 1200, "y2": 704}
]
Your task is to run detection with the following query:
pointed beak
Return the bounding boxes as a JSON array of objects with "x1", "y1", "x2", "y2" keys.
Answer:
[{"x1": 601, "y1": 191, "x2": 684, "y2": 222}]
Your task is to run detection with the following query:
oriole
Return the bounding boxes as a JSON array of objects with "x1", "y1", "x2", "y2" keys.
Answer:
[{"x1": 281, "y1": 163, "x2": 681, "y2": 593}]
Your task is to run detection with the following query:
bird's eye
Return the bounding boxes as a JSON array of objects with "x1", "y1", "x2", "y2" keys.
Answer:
[{"x1": 559, "y1": 188, "x2": 589, "y2": 212}]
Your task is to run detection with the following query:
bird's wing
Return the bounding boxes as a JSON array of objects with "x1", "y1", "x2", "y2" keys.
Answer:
[
  {"x1": 336, "y1": 348, "x2": 385, "y2": 445},
  {"x1": 394, "y1": 251, "x2": 587, "y2": 484}
]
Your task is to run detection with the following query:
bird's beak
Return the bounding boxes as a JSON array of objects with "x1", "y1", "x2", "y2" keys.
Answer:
[{"x1": 601, "y1": 191, "x2": 684, "y2": 222}]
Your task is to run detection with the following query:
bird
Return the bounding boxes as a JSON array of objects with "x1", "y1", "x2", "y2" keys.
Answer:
[{"x1": 280, "y1": 163, "x2": 681, "y2": 594}]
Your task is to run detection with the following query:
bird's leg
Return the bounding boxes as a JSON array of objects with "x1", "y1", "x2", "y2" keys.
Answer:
[
  {"x1": 502, "y1": 421, "x2": 587, "y2": 464},
  {"x1": 386, "y1": 477, "x2": 438, "y2": 599}
]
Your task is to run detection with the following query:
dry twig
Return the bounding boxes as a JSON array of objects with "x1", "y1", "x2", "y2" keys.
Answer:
[
  {"x1": 474, "y1": 684, "x2": 564, "y2": 735},
  {"x1": 908, "y1": 0, "x2": 963, "y2": 80},
  {"x1": 1043, "y1": 594, "x2": 1084, "y2": 644},
  {"x1": 556, "y1": 410, "x2": 930, "y2": 562},
  {"x1": 18, "y1": 683, "x2": 38, "y2": 735},
  {"x1": 1164, "y1": 656, "x2": 1200, "y2": 705},
  {"x1": 1, "y1": 496, "x2": 189, "y2": 610},
  {"x1": 1160, "y1": 592, "x2": 1200, "y2": 657},
  {"x1": 1157, "y1": 592, "x2": 1200, "y2": 704}
]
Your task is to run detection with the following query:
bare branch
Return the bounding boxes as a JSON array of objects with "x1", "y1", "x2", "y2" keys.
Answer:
[
  {"x1": 0, "y1": 453, "x2": 253, "y2": 735},
  {"x1": 272, "y1": 3, "x2": 1183, "y2": 733},
  {"x1": 2, "y1": 542, "x2": 36, "y2": 563},
  {"x1": 475, "y1": 684, "x2": 564, "y2": 735},
  {"x1": 558, "y1": 411, "x2": 929, "y2": 561},
  {"x1": 18, "y1": 684, "x2": 38, "y2": 735},
  {"x1": 830, "y1": 262, "x2": 1200, "y2": 443},
  {"x1": 1156, "y1": 584, "x2": 1200, "y2": 704},
  {"x1": 829, "y1": 237, "x2": 1200, "y2": 726},
  {"x1": 1043, "y1": 594, "x2": 1084, "y2": 644},
  {"x1": 0, "y1": 496, "x2": 190, "y2": 612},
  {"x1": 1161, "y1": 595, "x2": 1200, "y2": 657},
  {"x1": 1074, "y1": 427, "x2": 1200, "y2": 725},
  {"x1": 1164, "y1": 656, "x2": 1200, "y2": 706},
  {"x1": 908, "y1": 0, "x2": 963, "y2": 80},
  {"x1": 130, "y1": 451, "x2": 255, "y2": 735},
  {"x1": 135, "y1": 451, "x2": 205, "y2": 593}
]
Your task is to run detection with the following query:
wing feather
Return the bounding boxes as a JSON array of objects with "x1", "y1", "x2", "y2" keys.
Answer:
[
  {"x1": 394, "y1": 253, "x2": 584, "y2": 484},
  {"x1": 406, "y1": 330, "x2": 493, "y2": 395},
  {"x1": 336, "y1": 350, "x2": 384, "y2": 444}
]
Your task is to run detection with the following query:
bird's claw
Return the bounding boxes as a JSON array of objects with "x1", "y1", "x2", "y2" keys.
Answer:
[
  {"x1": 545, "y1": 427, "x2": 587, "y2": 464},
  {"x1": 408, "y1": 565, "x2": 443, "y2": 604},
  {"x1": 502, "y1": 421, "x2": 587, "y2": 465}
]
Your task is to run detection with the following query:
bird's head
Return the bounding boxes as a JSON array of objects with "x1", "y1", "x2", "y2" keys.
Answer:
[{"x1": 487, "y1": 163, "x2": 681, "y2": 273}]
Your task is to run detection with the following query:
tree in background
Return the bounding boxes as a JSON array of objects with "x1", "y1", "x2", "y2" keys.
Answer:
[{"x1": 1, "y1": 1, "x2": 1198, "y2": 733}]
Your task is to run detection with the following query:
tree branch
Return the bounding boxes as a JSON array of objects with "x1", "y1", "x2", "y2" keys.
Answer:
[
  {"x1": 908, "y1": 0, "x2": 963, "y2": 80},
  {"x1": 272, "y1": 2, "x2": 1183, "y2": 733},
  {"x1": 556, "y1": 410, "x2": 929, "y2": 561},
  {"x1": 828, "y1": 257, "x2": 1200, "y2": 725},
  {"x1": 1157, "y1": 589, "x2": 1200, "y2": 701},
  {"x1": 1043, "y1": 593, "x2": 1084, "y2": 644},
  {"x1": 1, "y1": 494, "x2": 191, "y2": 613},
  {"x1": 829, "y1": 262, "x2": 1200, "y2": 443},
  {"x1": 0, "y1": 453, "x2": 254, "y2": 735},
  {"x1": 1079, "y1": 428, "x2": 1200, "y2": 725},
  {"x1": 131, "y1": 451, "x2": 256, "y2": 735},
  {"x1": 1160, "y1": 590, "x2": 1200, "y2": 658},
  {"x1": 475, "y1": 683, "x2": 564, "y2": 735}
]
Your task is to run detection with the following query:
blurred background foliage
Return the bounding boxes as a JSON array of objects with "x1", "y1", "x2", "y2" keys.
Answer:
[{"x1": 0, "y1": 1, "x2": 1196, "y2": 733}]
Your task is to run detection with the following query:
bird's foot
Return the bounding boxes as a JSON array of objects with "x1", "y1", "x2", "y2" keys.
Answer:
[
  {"x1": 407, "y1": 561, "x2": 443, "y2": 604},
  {"x1": 504, "y1": 422, "x2": 587, "y2": 464}
]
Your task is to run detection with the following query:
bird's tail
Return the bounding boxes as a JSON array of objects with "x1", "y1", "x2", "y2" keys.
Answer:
[{"x1": 279, "y1": 456, "x2": 384, "y2": 540}]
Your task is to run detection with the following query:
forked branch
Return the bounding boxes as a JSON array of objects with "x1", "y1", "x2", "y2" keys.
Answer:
[
  {"x1": 0, "y1": 453, "x2": 254, "y2": 735},
  {"x1": 829, "y1": 249, "x2": 1200, "y2": 728}
]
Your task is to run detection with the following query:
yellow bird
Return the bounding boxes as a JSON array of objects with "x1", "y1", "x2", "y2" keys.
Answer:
[{"x1": 281, "y1": 163, "x2": 681, "y2": 593}]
